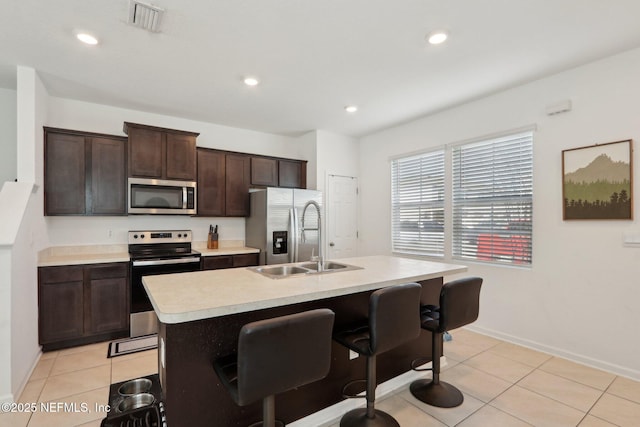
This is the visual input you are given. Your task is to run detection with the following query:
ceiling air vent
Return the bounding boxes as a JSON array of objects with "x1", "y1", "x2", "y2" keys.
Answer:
[{"x1": 128, "y1": 0, "x2": 165, "y2": 32}]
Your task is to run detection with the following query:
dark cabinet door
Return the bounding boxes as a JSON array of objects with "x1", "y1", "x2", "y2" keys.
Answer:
[
  {"x1": 90, "y1": 137, "x2": 127, "y2": 215},
  {"x1": 202, "y1": 254, "x2": 259, "y2": 270},
  {"x1": 232, "y1": 253, "x2": 259, "y2": 267},
  {"x1": 278, "y1": 159, "x2": 307, "y2": 188},
  {"x1": 45, "y1": 132, "x2": 86, "y2": 215},
  {"x1": 197, "y1": 149, "x2": 226, "y2": 216},
  {"x1": 87, "y1": 263, "x2": 129, "y2": 334},
  {"x1": 251, "y1": 157, "x2": 278, "y2": 187},
  {"x1": 202, "y1": 255, "x2": 234, "y2": 270},
  {"x1": 128, "y1": 126, "x2": 164, "y2": 178},
  {"x1": 39, "y1": 266, "x2": 85, "y2": 344},
  {"x1": 226, "y1": 154, "x2": 251, "y2": 216},
  {"x1": 89, "y1": 277, "x2": 128, "y2": 334},
  {"x1": 166, "y1": 133, "x2": 197, "y2": 181}
]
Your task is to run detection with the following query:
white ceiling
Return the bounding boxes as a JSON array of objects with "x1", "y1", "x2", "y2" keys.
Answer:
[{"x1": 2, "y1": 0, "x2": 640, "y2": 137}]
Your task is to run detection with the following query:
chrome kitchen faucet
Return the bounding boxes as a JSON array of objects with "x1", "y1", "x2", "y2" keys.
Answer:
[{"x1": 301, "y1": 200, "x2": 323, "y2": 271}]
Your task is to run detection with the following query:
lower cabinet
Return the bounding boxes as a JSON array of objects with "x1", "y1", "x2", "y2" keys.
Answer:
[
  {"x1": 202, "y1": 253, "x2": 259, "y2": 270},
  {"x1": 39, "y1": 262, "x2": 129, "y2": 351}
]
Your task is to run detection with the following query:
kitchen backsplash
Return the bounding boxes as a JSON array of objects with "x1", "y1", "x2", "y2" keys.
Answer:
[{"x1": 45, "y1": 216, "x2": 246, "y2": 246}]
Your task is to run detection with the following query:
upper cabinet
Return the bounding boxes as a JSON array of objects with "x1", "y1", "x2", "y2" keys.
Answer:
[
  {"x1": 251, "y1": 157, "x2": 278, "y2": 187},
  {"x1": 250, "y1": 156, "x2": 307, "y2": 189},
  {"x1": 124, "y1": 122, "x2": 198, "y2": 181},
  {"x1": 44, "y1": 127, "x2": 127, "y2": 216},
  {"x1": 197, "y1": 149, "x2": 250, "y2": 217},
  {"x1": 197, "y1": 149, "x2": 306, "y2": 217},
  {"x1": 278, "y1": 159, "x2": 307, "y2": 189}
]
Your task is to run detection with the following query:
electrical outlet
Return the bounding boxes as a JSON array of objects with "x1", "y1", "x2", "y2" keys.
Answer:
[
  {"x1": 108, "y1": 229, "x2": 113, "y2": 238},
  {"x1": 349, "y1": 350, "x2": 358, "y2": 360}
]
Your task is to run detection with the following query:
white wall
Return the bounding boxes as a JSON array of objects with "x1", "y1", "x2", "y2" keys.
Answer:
[
  {"x1": 44, "y1": 98, "x2": 307, "y2": 246},
  {"x1": 0, "y1": 88, "x2": 16, "y2": 185},
  {"x1": 315, "y1": 130, "x2": 360, "y2": 192},
  {"x1": 3, "y1": 67, "x2": 51, "y2": 402},
  {"x1": 359, "y1": 47, "x2": 640, "y2": 379}
]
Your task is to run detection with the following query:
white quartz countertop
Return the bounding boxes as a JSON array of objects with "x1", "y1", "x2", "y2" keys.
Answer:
[
  {"x1": 197, "y1": 246, "x2": 260, "y2": 257},
  {"x1": 38, "y1": 243, "x2": 259, "y2": 266},
  {"x1": 38, "y1": 245, "x2": 130, "y2": 267},
  {"x1": 143, "y1": 255, "x2": 467, "y2": 324}
]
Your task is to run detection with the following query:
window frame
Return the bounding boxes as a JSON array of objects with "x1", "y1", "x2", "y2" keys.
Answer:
[{"x1": 389, "y1": 127, "x2": 534, "y2": 267}]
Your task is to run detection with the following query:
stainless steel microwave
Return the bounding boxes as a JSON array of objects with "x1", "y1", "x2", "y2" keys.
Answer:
[{"x1": 128, "y1": 177, "x2": 196, "y2": 215}]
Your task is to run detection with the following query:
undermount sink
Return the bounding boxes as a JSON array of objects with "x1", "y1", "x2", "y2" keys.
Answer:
[
  {"x1": 250, "y1": 261, "x2": 362, "y2": 279},
  {"x1": 254, "y1": 265, "x2": 310, "y2": 276},
  {"x1": 298, "y1": 262, "x2": 349, "y2": 271}
]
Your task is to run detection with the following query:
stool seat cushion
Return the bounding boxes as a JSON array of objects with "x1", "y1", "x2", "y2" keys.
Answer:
[
  {"x1": 333, "y1": 322, "x2": 373, "y2": 356},
  {"x1": 214, "y1": 308, "x2": 335, "y2": 407}
]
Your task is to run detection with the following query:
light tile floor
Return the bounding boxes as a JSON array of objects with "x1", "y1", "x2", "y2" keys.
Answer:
[{"x1": 1, "y1": 329, "x2": 639, "y2": 427}]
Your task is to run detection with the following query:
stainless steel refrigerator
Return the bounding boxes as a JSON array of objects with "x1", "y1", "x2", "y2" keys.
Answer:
[{"x1": 246, "y1": 187, "x2": 322, "y2": 265}]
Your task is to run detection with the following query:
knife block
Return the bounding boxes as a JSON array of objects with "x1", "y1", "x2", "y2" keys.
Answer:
[{"x1": 207, "y1": 233, "x2": 219, "y2": 249}]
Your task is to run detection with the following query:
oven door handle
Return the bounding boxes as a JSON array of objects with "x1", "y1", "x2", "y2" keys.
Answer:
[{"x1": 132, "y1": 257, "x2": 201, "y2": 267}]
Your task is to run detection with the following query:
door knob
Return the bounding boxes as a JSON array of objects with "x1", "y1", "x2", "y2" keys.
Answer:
[{"x1": 329, "y1": 242, "x2": 335, "y2": 247}]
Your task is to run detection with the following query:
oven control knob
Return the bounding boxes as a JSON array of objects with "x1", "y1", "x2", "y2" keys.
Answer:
[
  {"x1": 141, "y1": 234, "x2": 145, "y2": 239},
  {"x1": 177, "y1": 233, "x2": 182, "y2": 238},
  {"x1": 133, "y1": 234, "x2": 138, "y2": 239}
]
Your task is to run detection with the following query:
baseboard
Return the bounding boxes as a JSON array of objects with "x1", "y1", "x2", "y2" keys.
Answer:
[
  {"x1": 289, "y1": 358, "x2": 443, "y2": 427},
  {"x1": 465, "y1": 325, "x2": 640, "y2": 382},
  {"x1": 7, "y1": 348, "x2": 43, "y2": 404}
]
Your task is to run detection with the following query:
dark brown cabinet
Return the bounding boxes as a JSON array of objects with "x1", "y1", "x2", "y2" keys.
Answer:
[
  {"x1": 87, "y1": 264, "x2": 129, "y2": 335},
  {"x1": 39, "y1": 266, "x2": 84, "y2": 344},
  {"x1": 278, "y1": 159, "x2": 307, "y2": 188},
  {"x1": 197, "y1": 149, "x2": 226, "y2": 216},
  {"x1": 44, "y1": 128, "x2": 127, "y2": 216},
  {"x1": 38, "y1": 262, "x2": 129, "y2": 351},
  {"x1": 202, "y1": 253, "x2": 259, "y2": 271},
  {"x1": 198, "y1": 149, "x2": 251, "y2": 217},
  {"x1": 225, "y1": 154, "x2": 251, "y2": 216},
  {"x1": 251, "y1": 157, "x2": 278, "y2": 187},
  {"x1": 250, "y1": 155, "x2": 307, "y2": 189},
  {"x1": 124, "y1": 122, "x2": 198, "y2": 181}
]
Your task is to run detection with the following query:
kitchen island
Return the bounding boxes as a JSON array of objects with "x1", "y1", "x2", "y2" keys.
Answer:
[{"x1": 143, "y1": 255, "x2": 466, "y2": 426}]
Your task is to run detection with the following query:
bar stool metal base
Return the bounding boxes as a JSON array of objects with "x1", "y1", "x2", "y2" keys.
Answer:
[
  {"x1": 409, "y1": 379, "x2": 464, "y2": 408},
  {"x1": 340, "y1": 408, "x2": 400, "y2": 427}
]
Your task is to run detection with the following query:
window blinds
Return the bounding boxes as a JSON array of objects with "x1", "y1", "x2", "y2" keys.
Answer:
[
  {"x1": 452, "y1": 132, "x2": 533, "y2": 265},
  {"x1": 391, "y1": 150, "x2": 445, "y2": 257}
]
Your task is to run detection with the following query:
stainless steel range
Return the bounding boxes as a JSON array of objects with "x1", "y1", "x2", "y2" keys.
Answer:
[{"x1": 128, "y1": 230, "x2": 201, "y2": 337}]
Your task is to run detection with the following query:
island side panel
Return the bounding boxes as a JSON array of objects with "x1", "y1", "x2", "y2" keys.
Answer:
[{"x1": 159, "y1": 278, "x2": 442, "y2": 426}]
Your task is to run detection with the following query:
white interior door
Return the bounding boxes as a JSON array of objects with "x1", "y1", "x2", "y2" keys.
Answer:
[{"x1": 327, "y1": 174, "x2": 358, "y2": 259}]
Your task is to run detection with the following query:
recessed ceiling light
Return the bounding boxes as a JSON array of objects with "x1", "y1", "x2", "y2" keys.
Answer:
[
  {"x1": 76, "y1": 33, "x2": 99, "y2": 45},
  {"x1": 427, "y1": 31, "x2": 448, "y2": 45},
  {"x1": 345, "y1": 105, "x2": 358, "y2": 113},
  {"x1": 244, "y1": 77, "x2": 259, "y2": 87}
]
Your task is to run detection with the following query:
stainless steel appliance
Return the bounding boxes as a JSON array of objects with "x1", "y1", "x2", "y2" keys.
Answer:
[
  {"x1": 128, "y1": 230, "x2": 201, "y2": 337},
  {"x1": 245, "y1": 188, "x2": 322, "y2": 265},
  {"x1": 128, "y1": 177, "x2": 196, "y2": 215}
]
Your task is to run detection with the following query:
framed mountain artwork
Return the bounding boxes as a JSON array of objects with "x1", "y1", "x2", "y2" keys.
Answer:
[{"x1": 562, "y1": 139, "x2": 633, "y2": 220}]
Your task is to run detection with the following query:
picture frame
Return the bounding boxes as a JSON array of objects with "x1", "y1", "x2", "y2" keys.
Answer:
[{"x1": 562, "y1": 139, "x2": 633, "y2": 220}]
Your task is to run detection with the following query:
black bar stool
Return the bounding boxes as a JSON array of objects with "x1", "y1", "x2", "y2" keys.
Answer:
[
  {"x1": 214, "y1": 308, "x2": 335, "y2": 427},
  {"x1": 410, "y1": 277, "x2": 483, "y2": 408},
  {"x1": 333, "y1": 283, "x2": 422, "y2": 427}
]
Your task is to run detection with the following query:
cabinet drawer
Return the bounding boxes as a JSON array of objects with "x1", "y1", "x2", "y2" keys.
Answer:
[
  {"x1": 39, "y1": 266, "x2": 84, "y2": 284},
  {"x1": 202, "y1": 256, "x2": 234, "y2": 270},
  {"x1": 88, "y1": 263, "x2": 128, "y2": 280},
  {"x1": 232, "y1": 253, "x2": 259, "y2": 268}
]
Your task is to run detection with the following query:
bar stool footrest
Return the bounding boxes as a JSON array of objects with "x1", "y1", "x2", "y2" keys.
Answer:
[
  {"x1": 410, "y1": 357, "x2": 434, "y2": 372},
  {"x1": 341, "y1": 379, "x2": 368, "y2": 399},
  {"x1": 409, "y1": 378, "x2": 464, "y2": 408},
  {"x1": 340, "y1": 407, "x2": 400, "y2": 427}
]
